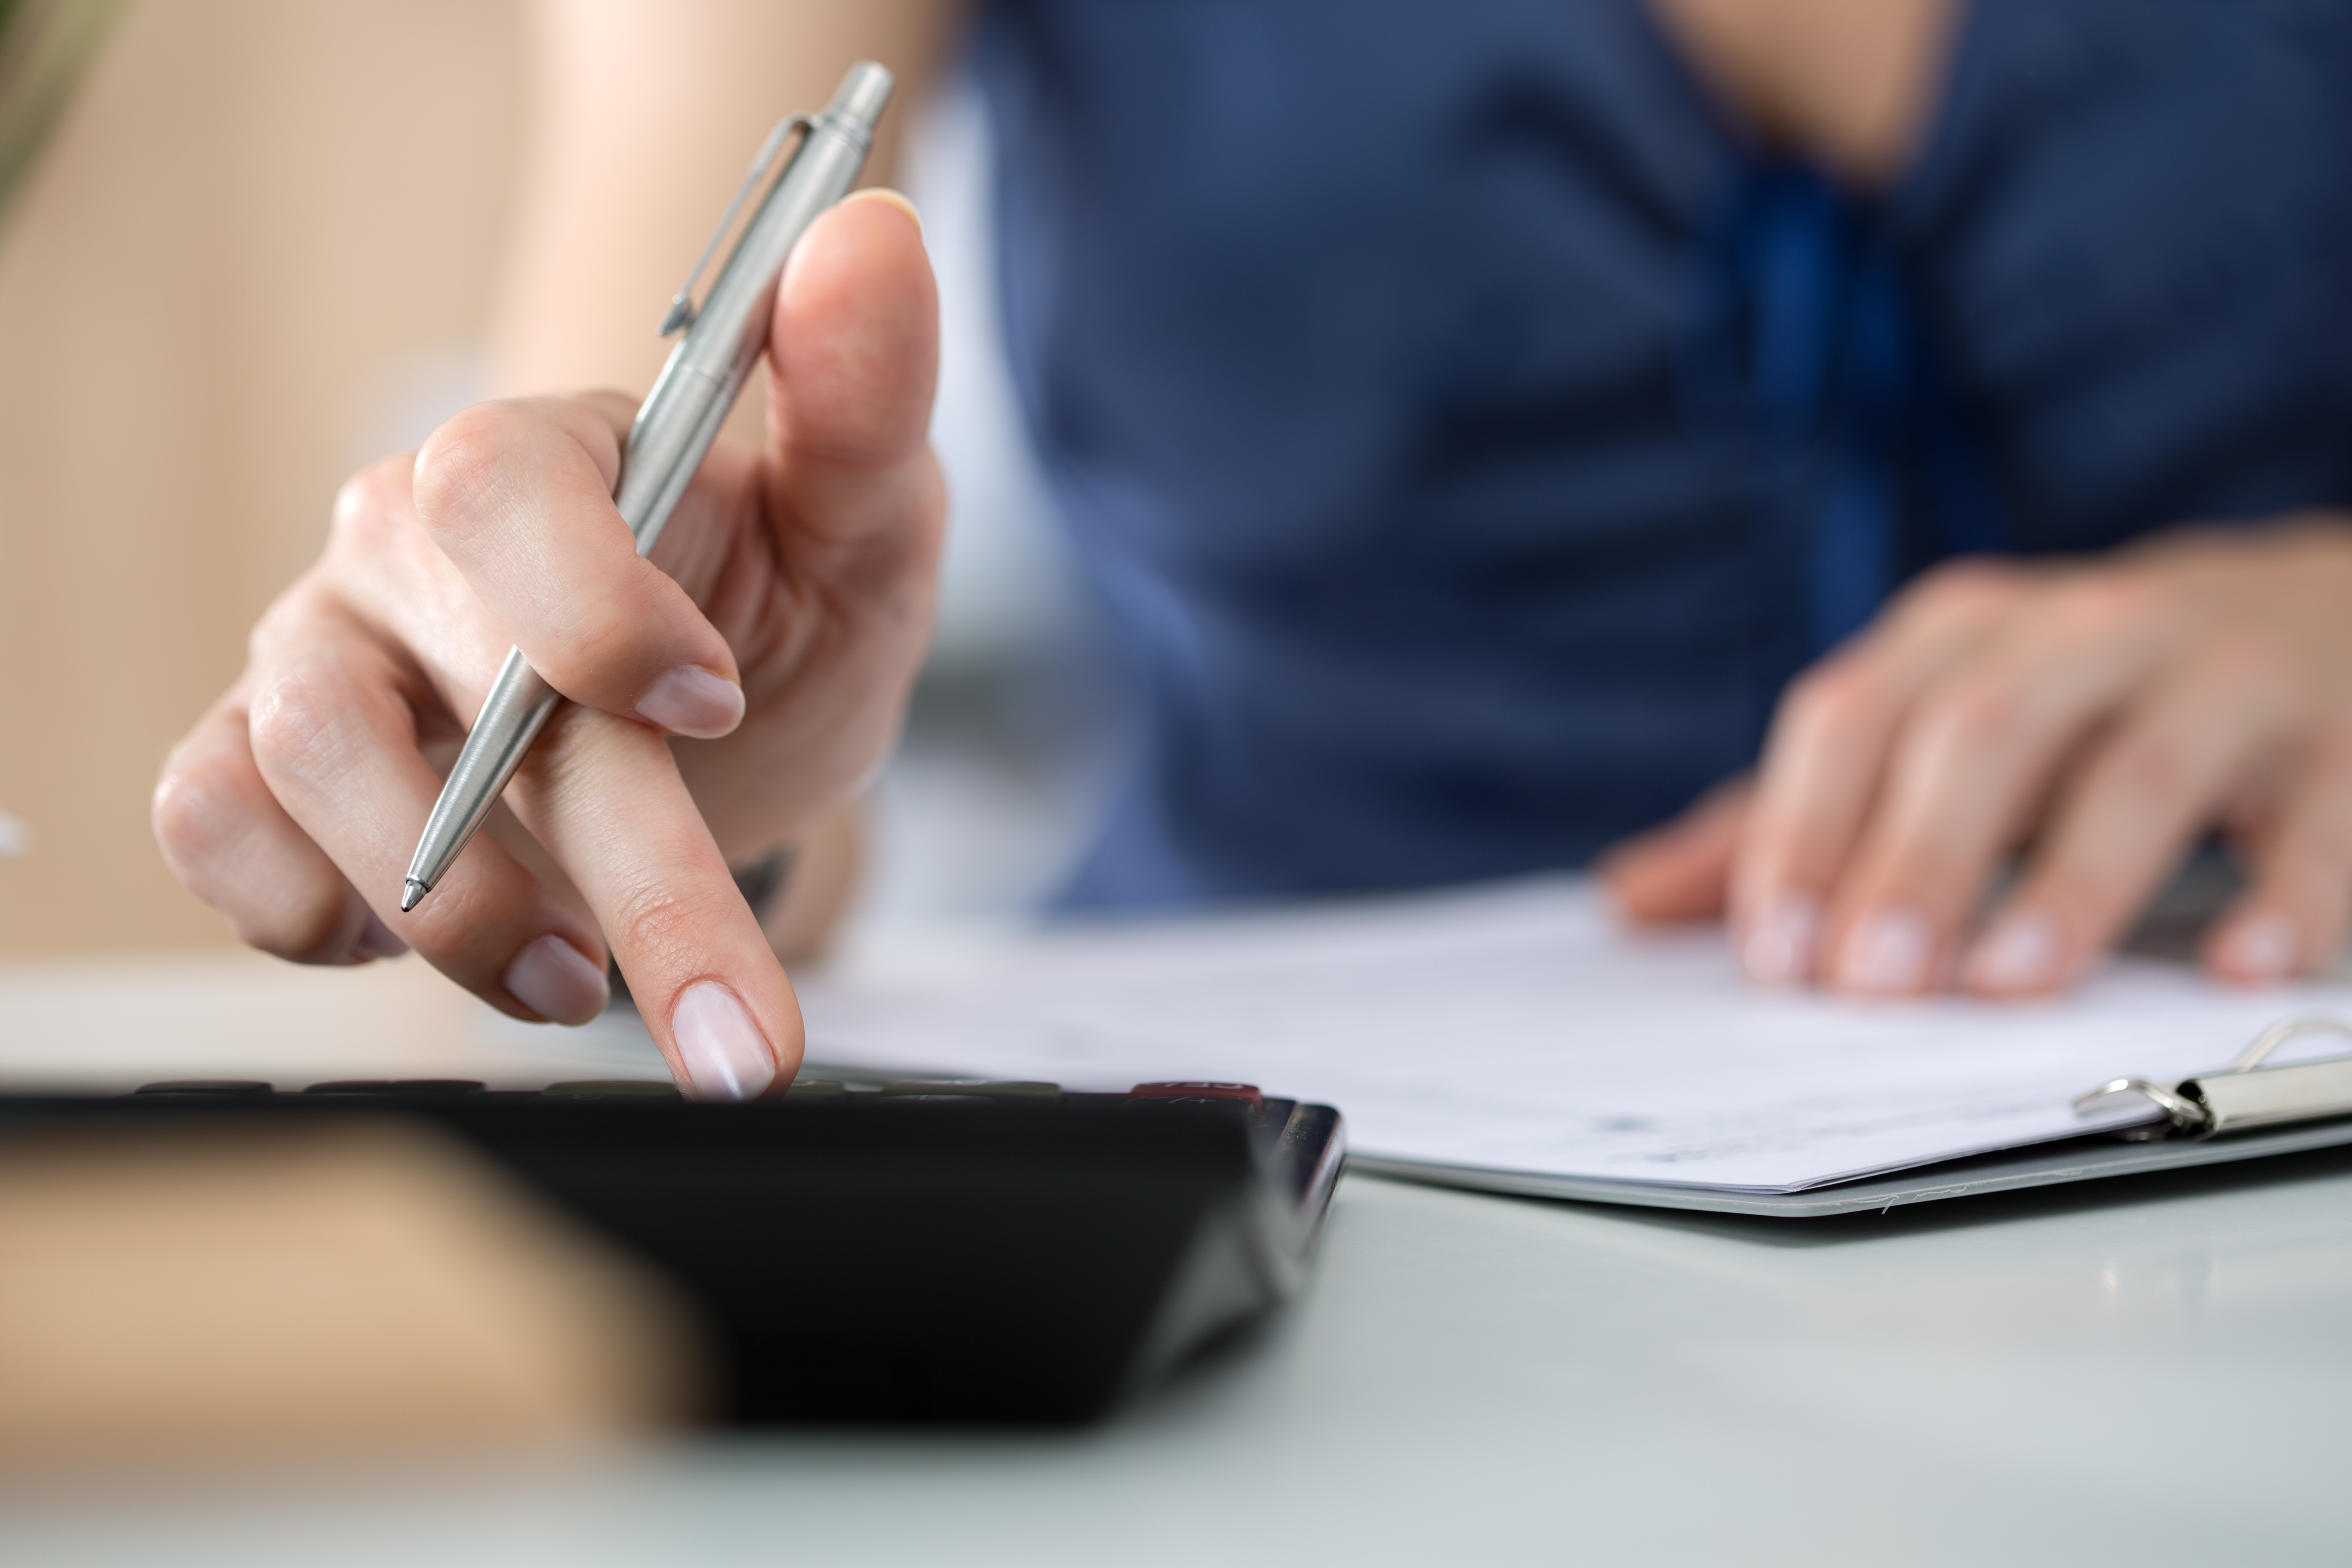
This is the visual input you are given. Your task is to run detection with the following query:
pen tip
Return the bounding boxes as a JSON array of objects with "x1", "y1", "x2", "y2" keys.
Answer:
[{"x1": 400, "y1": 878, "x2": 428, "y2": 914}]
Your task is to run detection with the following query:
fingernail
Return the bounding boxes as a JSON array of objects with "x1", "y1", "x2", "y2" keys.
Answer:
[
  {"x1": 844, "y1": 186, "x2": 923, "y2": 236},
  {"x1": 2218, "y1": 911, "x2": 2299, "y2": 982},
  {"x1": 1740, "y1": 892, "x2": 1821, "y2": 984},
  {"x1": 1837, "y1": 906, "x2": 1933, "y2": 994},
  {"x1": 636, "y1": 666, "x2": 745, "y2": 739},
  {"x1": 1968, "y1": 911, "x2": 2060, "y2": 993},
  {"x1": 354, "y1": 910, "x2": 409, "y2": 961},
  {"x1": 503, "y1": 935, "x2": 610, "y2": 1026},
  {"x1": 671, "y1": 980, "x2": 776, "y2": 1100}
]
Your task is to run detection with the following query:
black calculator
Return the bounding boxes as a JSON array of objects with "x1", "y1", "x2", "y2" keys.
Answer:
[{"x1": 16, "y1": 1076, "x2": 1344, "y2": 1423}]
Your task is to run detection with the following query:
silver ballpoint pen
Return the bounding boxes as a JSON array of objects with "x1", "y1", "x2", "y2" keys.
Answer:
[{"x1": 399, "y1": 62, "x2": 893, "y2": 913}]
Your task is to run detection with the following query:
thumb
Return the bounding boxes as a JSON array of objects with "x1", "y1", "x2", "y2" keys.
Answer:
[{"x1": 763, "y1": 188, "x2": 943, "y2": 548}]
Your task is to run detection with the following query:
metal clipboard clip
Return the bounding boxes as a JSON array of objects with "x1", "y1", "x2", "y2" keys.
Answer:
[{"x1": 2075, "y1": 1016, "x2": 2352, "y2": 1141}]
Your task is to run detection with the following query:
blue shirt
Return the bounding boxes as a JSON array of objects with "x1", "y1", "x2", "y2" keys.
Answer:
[{"x1": 973, "y1": 0, "x2": 2352, "y2": 908}]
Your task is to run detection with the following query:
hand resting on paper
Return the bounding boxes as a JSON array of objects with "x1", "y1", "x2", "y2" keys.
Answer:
[
  {"x1": 1602, "y1": 518, "x2": 2352, "y2": 1000},
  {"x1": 152, "y1": 192, "x2": 943, "y2": 1099}
]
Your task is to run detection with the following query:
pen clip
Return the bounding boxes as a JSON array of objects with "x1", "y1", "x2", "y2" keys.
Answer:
[{"x1": 657, "y1": 114, "x2": 812, "y2": 338}]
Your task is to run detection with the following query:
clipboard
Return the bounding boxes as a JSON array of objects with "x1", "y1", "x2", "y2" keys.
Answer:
[{"x1": 1351, "y1": 1016, "x2": 2352, "y2": 1218}]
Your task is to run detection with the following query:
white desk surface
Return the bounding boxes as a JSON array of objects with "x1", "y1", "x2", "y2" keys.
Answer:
[{"x1": 2, "y1": 949, "x2": 2348, "y2": 1566}]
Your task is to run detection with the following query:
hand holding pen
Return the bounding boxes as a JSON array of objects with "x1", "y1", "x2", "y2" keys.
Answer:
[{"x1": 154, "y1": 66, "x2": 943, "y2": 1099}]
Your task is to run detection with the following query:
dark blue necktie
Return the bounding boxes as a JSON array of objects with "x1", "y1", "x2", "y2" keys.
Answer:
[{"x1": 1686, "y1": 163, "x2": 2008, "y2": 656}]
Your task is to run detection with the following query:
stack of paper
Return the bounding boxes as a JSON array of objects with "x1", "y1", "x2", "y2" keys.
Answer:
[{"x1": 800, "y1": 878, "x2": 2352, "y2": 1196}]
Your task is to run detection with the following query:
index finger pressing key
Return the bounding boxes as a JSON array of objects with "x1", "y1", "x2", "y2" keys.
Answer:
[{"x1": 504, "y1": 705, "x2": 804, "y2": 1099}]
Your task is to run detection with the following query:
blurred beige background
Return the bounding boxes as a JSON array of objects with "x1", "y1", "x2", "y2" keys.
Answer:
[
  {"x1": 0, "y1": 0, "x2": 1115, "y2": 962},
  {"x1": 0, "y1": 0, "x2": 526, "y2": 952}
]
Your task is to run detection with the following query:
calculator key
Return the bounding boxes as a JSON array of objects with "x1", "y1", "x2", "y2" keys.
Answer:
[
  {"x1": 541, "y1": 1080, "x2": 680, "y2": 1098},
  {"x1": 131, "y1": 1080, "x2": 274, "y2": 1097},
  {"x1": 303, "y1": 1079, "x2": 486, "y2": 1096},
  {"x1": 879, "y1": 1079, "x2": 1060, "y2": 1100},
  {"x1": 1129, "y1": 1082, "x2": 1262, "y2": 1109}
]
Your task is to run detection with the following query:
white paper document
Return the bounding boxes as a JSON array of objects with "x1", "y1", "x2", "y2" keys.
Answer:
[{"x1": 799, "y1": 878, "x2": 2352, "y2": 1194}]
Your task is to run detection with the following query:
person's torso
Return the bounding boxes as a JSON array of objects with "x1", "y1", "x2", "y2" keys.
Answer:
[{"x1": 973, "y1": 0, "x2": 2352, "y2": 907}]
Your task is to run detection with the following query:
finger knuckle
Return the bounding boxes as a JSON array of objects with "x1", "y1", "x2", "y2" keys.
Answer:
[
  {"x1": 412, "y1": 403, "x2": 526, "y2": 534},
  {"x1": 150, "y1": 748, "x2": 245, "y2": 876},
  {"x1": 328, "y1": 457, "x2": 418, "y2": 555},
  {"x1": 1921, "y1": 677, "x2": 2023, "y2": 757},
  {"x1": 245, "y1": 657, "x2": 369, "y2": 785},
  {"x1": 1781, "y1": 659, "x2": 1887, "y2": 749},
  {"x1": 607, "y1": 865, "x2": 742, "y2": 975},
  {"x1": 246, "y1": 576, "x2": 337, "y2": 665},
  {"x1": 542, "y1": 592, "x2": 642, "y2": 693},
  {"x1": 828, "y1": 462, "x2": 951, "y2": 614}
]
